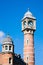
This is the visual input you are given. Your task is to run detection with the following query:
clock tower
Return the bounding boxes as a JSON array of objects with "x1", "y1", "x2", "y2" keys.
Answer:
[{"x1": 22, "y1": 9, "x2": 36, "y2": 65}]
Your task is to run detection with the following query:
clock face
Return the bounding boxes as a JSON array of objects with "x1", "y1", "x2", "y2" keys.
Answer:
[
  {"x1": 28, "y1": 21, "x2": 33, "y2": 27},
  {"x1": 24, "y1": 21, "x2": 26, "y2": 28}
]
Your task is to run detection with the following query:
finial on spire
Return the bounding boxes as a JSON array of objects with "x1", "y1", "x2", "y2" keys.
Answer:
[
  {"x1": 28, "y1": 8, "x2": 30, "y2": 11},
  {"x1": 7, "y1": 34, "x2": 10, "y2": 38}
]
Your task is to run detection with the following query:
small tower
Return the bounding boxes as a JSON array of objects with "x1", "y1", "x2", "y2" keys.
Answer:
[
  {"x1": 22, "y1": 9, "x2": 36, "y2": 65},
  {"x1": 2, "y1": 35, "x2": 14, "y2": 65}
]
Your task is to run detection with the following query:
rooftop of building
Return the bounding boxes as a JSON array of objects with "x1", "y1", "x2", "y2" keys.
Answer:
[
  {"x1": 2, "y1": 34, "x2": 13, "y2": 45},
  {"x1": 22, "y1": 8, "x2": 36, "y2": 20}
]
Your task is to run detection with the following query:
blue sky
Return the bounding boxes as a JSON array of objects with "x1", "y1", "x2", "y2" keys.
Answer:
[{"x1": 0, "y1": 0, "x2": 43, "y2": 65}]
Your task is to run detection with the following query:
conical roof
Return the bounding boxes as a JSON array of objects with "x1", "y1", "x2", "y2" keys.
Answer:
[
  {"x1": 22, "y1": 9, "x2": 36, "y2": 20},
  {"x1": 3, "y1": 35, "x2": 13, "y2": 44}
]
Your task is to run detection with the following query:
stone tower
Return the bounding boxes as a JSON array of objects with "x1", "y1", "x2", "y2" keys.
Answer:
[
  {"x1": 22, "y1": 9, "x2": 36, "y2": 65},
  {"x1": 2, "y1": 35, "x2": 14, "y2": 65}
]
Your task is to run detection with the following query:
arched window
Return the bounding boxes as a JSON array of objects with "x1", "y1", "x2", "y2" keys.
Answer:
[
  {"x1": 26, "y1": 55, "x2": 29, "y2": 63},
  {"x1": 5, "y1": 46, "x2": 8, "y2": 50},
  {"x1": 9, "y1": 58, "x2": 12, "y2": 64},
  {"x1": 27, "y1": 57, "x2": 28, "y2": 61},
  {"x1": 27, "y1": 40, "x2": 28, "y2": 44},
  {"x1": 9, "y1": 46, "x2": 11, "y2": 50}
]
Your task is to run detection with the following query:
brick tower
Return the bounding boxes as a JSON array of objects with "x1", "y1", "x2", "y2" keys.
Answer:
[
  {"x1": 2, "y1": 35, "x2": 14, "y2": 65},
  {"x1": 22, "y1": 9, "x2": 36, "y2": 65}
]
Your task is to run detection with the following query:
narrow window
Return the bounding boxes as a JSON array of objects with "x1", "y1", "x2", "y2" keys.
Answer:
[
  {"x1": 27, "y1": 40, "x2": 28, "y2": 44},
  {"x1": 5, "y1": 46, "x2": 8, "y2": 50},
  {"x1": 9, "y1": 46, "x2": 11, "y2": 50},
  {"x1": 9, "y1": 58, "x2": 12, "y2": 64},
  {"x1": 3, "y1": 45, "x2": 4, "y2": 48},
  {"x1": 27, "y1": 57, "x2": 28, "y2": 63},
  {"x1": 26, "y1": 55, "x2": 29, "y2": 63},
  {"x1": 27, "y1": 57, "x2": 28, "y2": 60}
]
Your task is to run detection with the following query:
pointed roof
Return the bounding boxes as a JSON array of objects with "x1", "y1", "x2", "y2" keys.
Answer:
[{"x1": 22, "y1": 9, "x2": 36, "y2": 20}]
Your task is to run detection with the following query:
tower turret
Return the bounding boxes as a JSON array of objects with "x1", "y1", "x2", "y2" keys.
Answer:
[
  {"x1": 22, "y1": 9, "x2": 36, "y2": 65},
  {"x1": 2, "y1": 35, "x2": 14, "y2": 65},
  {"x1": 2, "y1": 35, "x2": 14, "y2": 53}
]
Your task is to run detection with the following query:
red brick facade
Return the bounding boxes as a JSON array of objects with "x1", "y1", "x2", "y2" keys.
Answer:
[
  {"x1": 0, "y1": 52, "x2": 26, "y2": 65},
  {"x1": 23, "y1": 32, "x2": 35, "y2": 65}
]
